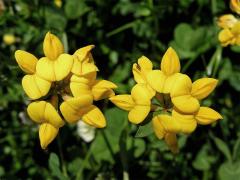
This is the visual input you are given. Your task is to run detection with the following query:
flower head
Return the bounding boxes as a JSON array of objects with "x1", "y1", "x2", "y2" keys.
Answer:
[
  {"x1": 110, "y1": 47, "x2": 222, "y2": 153},
  {"x1": 15, "y1": 32, "x2": 116, "y2": 149}
]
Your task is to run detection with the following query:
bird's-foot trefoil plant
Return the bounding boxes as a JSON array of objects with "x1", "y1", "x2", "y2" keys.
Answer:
[
  {"x1": 15, "y1": 32, "x2": 117, "y2": 149},
  {"x1": 110, "y1": 47, "x2": 222, "y2": 153}
]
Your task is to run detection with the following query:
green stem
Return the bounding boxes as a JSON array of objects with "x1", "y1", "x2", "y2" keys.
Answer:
[
  {"x1": 57, "y1": 136, "x2": 69, "y2": 178},
  {"x1": 182, "y1": 55, "x2": 198, "y2": 73},
  {"x1": 75, "y1": 148, "x2": 92, "y2": 180},
  {"x1": 101, "y1": 131, "x2": 115, "y2": 160},
  {"x1": 106, "y1": 21, "x2": 137, "y2": 37}
]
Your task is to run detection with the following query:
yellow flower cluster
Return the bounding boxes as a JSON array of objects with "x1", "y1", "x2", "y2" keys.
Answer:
[
  {"x1": 15, "y1": 32, "x2": 117, "y2": 149},
  {"x1": 218, "y1": 0, "x2": 240, "y2": 46},
  {"x1": 110, "y1": 47, "x2": 222, "y2": 153}
]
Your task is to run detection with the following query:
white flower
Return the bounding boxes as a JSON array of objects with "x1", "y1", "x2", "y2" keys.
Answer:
[{"x1": 77, "y1": 121, "x2": 96, "y2": 142}]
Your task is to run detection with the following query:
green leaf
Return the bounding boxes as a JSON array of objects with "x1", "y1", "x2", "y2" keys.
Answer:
[
  {"x1": 230, "y1": 45, "x2": 240, "y2": 53},
  {"x1": 135, "y1": 121, "x2": 153, "y2": 138},
  {"x1": 218, "y1": 162, "x2": 240, "y2": 180},
  {"x1": 233, "y1": 138, "x2": 240, "y2": 161},
  {"x1": 45, "y1": 8, "x2": 67, "y2": 31},
  {"x1": 64, "y1": 0, "x2": 90, "y2": 19},
  {"x1": 133, "y1": 139, "x2": 146, "y2": 158},
  {"x1": 213, "y1": 137, "x2": 232, "y2": 162},
  {"x1": 48, "y1": 153, "x2": 66, "y2": 180}
]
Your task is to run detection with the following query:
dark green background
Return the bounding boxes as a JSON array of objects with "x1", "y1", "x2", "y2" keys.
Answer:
[{"x1": 1, "y1": 0, "x2": 240, "y2": 179}]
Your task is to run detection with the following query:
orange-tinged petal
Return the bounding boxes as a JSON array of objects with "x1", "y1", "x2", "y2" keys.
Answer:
[
  {"x1": 217, "y1": 14, "x2": 238, "y2": 29},
  {"x1": 191, "y1": 78, "x2": 218, "y2": 100},
  {"x1": 109, "y1": 95, "x2": 135, "y2": 111},
  {"x1": 82, "y1": 105, "x2": 106, "y2": 128},
  {"x1": 161, "y1": 47, "x2": 181, "y2": 76},
  {"x1": 146, "y1": 70, "x2": 166, "y2": 93},
  {"x1": 15, "y1": 50, "x2": 38, "y2": 74},
  {"x1": 230, "y1": 0, "x2": 240, "y2": 14},
  {"x1": 39, "y1": 123, "x2": 59, "y2": 149},
  {"x1": 128, "y1": 105, "x2": 150, "y2": 124},
  {"x1": 172, "y1": 95, "x2": 200, "y2": 114},
  {"x1": 195, "y1": 107, "x2": 223, "y2": 125},
  {"x1": 43, "y1": 32, "x2": 64, "y2": 60},
  {"x1": 22, "y1": 74, "x2": 51, "y2": 100},
  {"x1": 164, "y1": 133, "x2": 179, "y2": 154},
  {"x1": 218, "y1": 29, "x2": 234, "y2": 47}
]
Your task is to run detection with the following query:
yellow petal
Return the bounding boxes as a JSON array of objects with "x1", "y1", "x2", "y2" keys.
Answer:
[
  {"x1": 217, "y1": 14, "x2": 238, "y2": 29},
  {"x1": 73, "y1": 45, "x2": 95, "y2": 62},
  {"x1": 70, "y1": 74, "x2": 94, "y2": 97},
  {"x1": 218, "y1": 29, "x2": 234, "y2": 47},
  {"x1": 195, "y1": 107, "x2": 223, "y2": 125},
  {"x1": 27, "y1": 101, "x2": 64, "y2": 127},
  {"x1": 162, "y1": 73, "x2": 180, "y2": 94},
  {"x1": 152, "y1": 116, "x2": 165, "y2": 139},
  {"x1": 82, "y1": 105, "x2": 106, "y2": 128},
  {"x1": 131, "y1": 84, "x2": 152, "y2": 105},
  {"x1": 15, "y1": 50, "x2": 38, "y2": 74},
  {"x1": 172, "y1": 95, "x2": 200, "y2": 114},
  {"x1": 230, "y1": 0, "x2": 240, "y2": 14},
  {"x1": 36, "y1": 54, "x2": 73, "y2": 82},
  {"x1": 60, "y1": 96, "x2": 93, "y2": 123},
  {"x1": 109, "y1": 95, "x2": 134, "y2": 111},
  {"x1": 71, "y1": 60, "x2": 98, "y2": 76},
  {"x1": 161, "y1": 47, "x2": 181, "y2": 76},
  {"x1": 91, "y1": 80, "x2": 117, "y2": 101},
  {"x1": 164, "y1": 133, "x2": 179, "y2": 154},
  {"x1": 39, "y1": 123, "x2": 59, "y2": 149},
  {"x1": 43, "y1": 32, "x2": 64, "y2": 60},
  {"x1": 154, "y1": 114, "x2": 180, "y2": 133},
  {"x1": 171, "y1": 73, "x2": 192, "y2": 97},
  {"x1": 191, "y1": 78, "x2": 218, "y2": 100},
  {"x1": 22, "y1": 74, "x2": 51, "y2": 100},
  {"x1": 132, "y1": 56, "x2": 153, "y2": 83},
  {"x1": 172, "y1": 109, "x2": 197, "y2": 134},
  {"x1": 128, "y1": 105, "x2": 150, "y2": 124},
  {"x1": 146, "y1": 70, "x2": 166, "y2": 93}
]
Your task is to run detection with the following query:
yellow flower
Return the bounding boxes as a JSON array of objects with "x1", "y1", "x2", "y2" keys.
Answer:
[
  {"x1": 60, "y1": 95, "x2": 106, "y2": 128},
  {"x1": 36, "y1": 32, "x2": 73, "y2": 82},
  {"x1": 54, "y1": 0, "x2": 62, "y2": 8},
  {"x1": 171, "y1": 75, "x2": 218, "y2": 114},
  {"x1": 218, "y1": 21, "x2": 240, "y2": 46},
  {"x1": 132, "y1": 56, "x2": 155, "y2": 96},
  {"x1": 147, "y1": 47, "x2": 181, "y2": 94},
  {"x1": 15, "y1": 50, "x2": 51, "y2": 100},
  {"x1": 230, "y1": 0, "x2": 240, "y2": 14},
  {"x1": 152, "y1": 115, "x2": 179, "y2": 153},
  {"x1": 71, "y1": 45, "x2": 98, "y2": 76},
  {"x1": 70, "y1": 73, "x2": 117, "y2": 101},
  {"x1": 110, "y1": 84, "x2": 152, "y2": 124},
  {"x1": 27, "y1": 101, "x2": 65, "y2": 149},
  {"x1": 3, "y1": 34, "x2": 16, "y2": 45},
  {"x1": 218, "y1": 14, "x2": 238, "y2": 29}
]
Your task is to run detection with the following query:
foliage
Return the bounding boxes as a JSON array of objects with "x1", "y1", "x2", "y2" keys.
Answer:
[{"x1": 0, "y1": 0, "x2": 240, "y2": 179}]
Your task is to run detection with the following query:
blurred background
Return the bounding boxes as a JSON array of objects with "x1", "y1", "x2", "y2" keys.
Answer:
[{"x1": 1, "y1": 0, "x2": 240, "y2": 179}]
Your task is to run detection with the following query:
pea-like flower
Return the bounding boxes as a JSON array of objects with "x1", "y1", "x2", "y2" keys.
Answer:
[
  {"x1": 110, "y1": 47, "x2": 222, "y2": 153},
  {"x1": 230, "y1": 0, "x2": 240, "y2": 14},
  {"x1": 15, "y1": 32, "x2": 116, "y2": 149}
]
